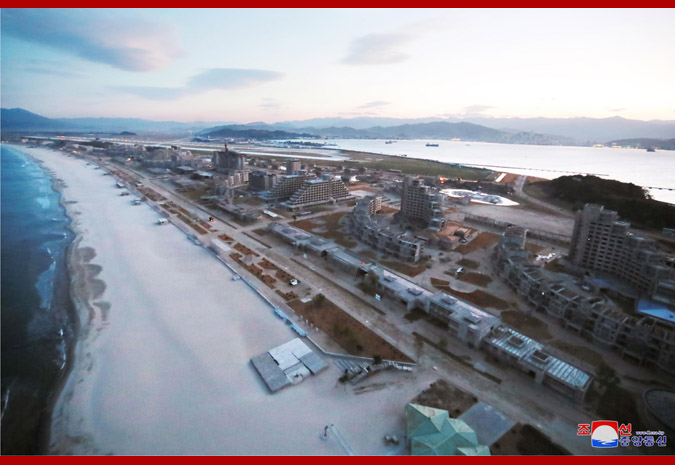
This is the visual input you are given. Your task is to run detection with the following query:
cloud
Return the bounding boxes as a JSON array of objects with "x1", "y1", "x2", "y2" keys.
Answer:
[
  {"x1": 260, "y1": 98, "x2": 281, "y2": 110},
  {"x1": 609, "y1": 108, "x2": 625, "y2": 112},
  {"x1": 2, "y1": 9, "x2": 184, "y2": 72},
  {"x1": 462, "y1": 105, "x2": 495, "y2": 115},
  {"x1": 21, "y1": 65, "x2": 84, "y2": 79},
  {"x1": 342, "y1": 33, "x2": 412, "y2": 65},
  {"x1": 115, "y1": 68, "x2": 283, "y2": 100},
  {"x1": 358, "y1": 100, "x2": 390, "y2": 109}
]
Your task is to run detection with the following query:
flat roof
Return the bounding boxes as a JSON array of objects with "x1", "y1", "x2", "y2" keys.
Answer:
[
  {"x1": 429, "y1": 291, "x2": 499, "y2": 330},
  {"x1": 545, "y1": 358, "x2": 592, "y2": 389},
  {"x1": 251, "y1": 338, "x2": 327, "y2": 393}
]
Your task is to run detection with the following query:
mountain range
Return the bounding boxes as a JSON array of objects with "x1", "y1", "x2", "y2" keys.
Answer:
[{"x1": 3, "y1": 107, "x2": 675, "y2": 146}]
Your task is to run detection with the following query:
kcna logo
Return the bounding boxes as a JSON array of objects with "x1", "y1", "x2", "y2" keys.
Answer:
[{"x1": 577, "y1": 421, "x2": 631, "y2": 448}]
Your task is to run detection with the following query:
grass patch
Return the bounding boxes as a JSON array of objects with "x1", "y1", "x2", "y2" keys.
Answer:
[
  {"x1": 455, "y1": 272, "x2": 493, "y2": 287},
  {"x1": 338, "y1": 150, "x2": 492, "y2": 180},
  {"x1": 380, "y1": 260, "x2": 427, "y2": 277},
  {"x1": 454, "y1": 232, "x2": 498, "y2": 254},
  {"x1": 378, "y1": 205, "x2": 399, "y2": 214},
  {"x1": 412, "y1": 379, "x2": 478, "y2": 418},
  {"x1": 456, "y1": 258, "x2": 480, "y2": 269},
  {"x1": 435, "y1": 286, "x2": 511, "y2": 311},
  {"x1": 288, "y1": 297, "x2": 412, "y2": 362},
  {"x1": 359, "y1": 250, "x2": 379, "y2": 260},
  {"x1": 404, "y1": 308, "x2": 427, "y2": 322},
  {"x1": 525, "y1": 242, "x2": 546, "y2": 254},
  {"x1": 549, "y1": 339, "x2": 605, "y2": 369},
  {"x1": 500, "y1": 311, "x2": 552, "y2": 341},
  {"x1": 596, "y1": 385, "x2": 643, "y2": 429},
  {"x1": 252, "y1": 228, "x2": 270, "y2": 236},
  {"x1": 491, "y1": 424, "x2": 570, "y2": 455},
  {"x1": 289, "y1": 212, "x2": 356, "y2": 248},
  {"x1": 431, "y1": 277, "x2": 450, "y2": 288}
]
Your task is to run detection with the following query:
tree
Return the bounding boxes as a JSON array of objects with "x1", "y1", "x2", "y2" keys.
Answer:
[
  {"x1": 373, "y1": 354, "x2": 383, "y2": 365},
  {"x1": 313, "y1": 293, "x2": 326, "y2": 308},
  {"x1": 596, "y1": 361, "x2": 620, "y2": 390}
]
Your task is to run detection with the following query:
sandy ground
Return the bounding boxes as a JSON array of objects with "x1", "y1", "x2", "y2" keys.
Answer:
[
  {"x1": 22, "y1": 147, "x2": 434, "y2": 455},
  {"x1": 460, "y1": 203, "x2": 575, "y2": 236}
]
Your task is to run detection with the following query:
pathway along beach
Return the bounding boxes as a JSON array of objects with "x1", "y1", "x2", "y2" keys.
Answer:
[{"x1": 22, "y1": 146, "x2": 432, "y2": 455}]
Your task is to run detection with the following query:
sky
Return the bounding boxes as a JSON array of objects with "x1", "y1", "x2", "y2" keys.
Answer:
[{"x1": 2, "y1": 8, "x2": 675, "y2": 123}]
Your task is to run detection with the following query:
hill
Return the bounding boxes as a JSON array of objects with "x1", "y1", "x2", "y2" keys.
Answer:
[
  {"x1": 200, "y1": 125, "x2": 313, "y2": 140},
  {"x1": 1, "y1": 108, "x2": 71, "y2": 132},
  {"x1": 525, "y1": 175, "x2": 675, "y2": 230},
  {"x1": 606, "y1": 138, "x2": 675, "y2": 150}
]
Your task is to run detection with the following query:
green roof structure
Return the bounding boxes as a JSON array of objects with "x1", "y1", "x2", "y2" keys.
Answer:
[{"x1": 406, "y1": 403, "x2": 490, "y2": 456}]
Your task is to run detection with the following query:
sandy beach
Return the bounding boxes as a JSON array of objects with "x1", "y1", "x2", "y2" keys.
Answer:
[{"x1": 21, "y1": 146, "x2": 434, "y2": 455}]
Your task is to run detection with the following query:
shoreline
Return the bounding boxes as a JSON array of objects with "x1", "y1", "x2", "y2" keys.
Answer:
[
  {"x1": 21, "y1": 145, "x2": 433, "y2": 455},
  {"x1": 23, "y1": 152, "x2": 82, "y2": 455}
]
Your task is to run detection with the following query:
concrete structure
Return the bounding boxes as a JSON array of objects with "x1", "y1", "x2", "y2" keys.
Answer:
[
  {"x1": 426, "y1": 292, "x2": 501, "y2": 348},
  {"x1": 263, "y1": 174, "x2": 309, "y2": 201},
  {"x1": 251, "y1": 338, "x2": 327, "y2": 393},
  {"x1": 401, "y1": 177, "x2": 447, "y2": 231},
  {"x1": 570, "y1": 204, "x2": 675, "y2": 300},
  {"x1": 268, "y1": 222, "x2": 595, "y2": 399},
  {"x1": 249, "y1": 170, "x2": 277, "y2": 191},
  {"x1": 212, "y1": 144, "x2": 245, "y2": 174},
  {"x1": 141, "y1": 147, "x2": 195, "y2": 169},
  {"x1": 218, "y1": 170, "x2": 250, "y2": 189},
  {"x1": 349, "y1": 196, "x2": 425, "y2": 263},
  {"x1": 216, "y1": 201, "x2": 260, "y2": 222},
  {"x1": 483, "y1": 326, "x2": 592, "y2": 402},
  {"x1": 286, "y1": 159, "x2": 301, "y2": 175},
  {"x1": 406, "y1": 404, "x2": 490, "y2": 456},
  {"x1": 281, "y1": 174, "x2": 354, "y2": 210},
  {"x1": 495, "y1": 225, "x2": 675, "y2": 373}
]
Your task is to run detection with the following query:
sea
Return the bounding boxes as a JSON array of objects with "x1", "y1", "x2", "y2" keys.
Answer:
[
  {"x1": 317, "y1": 139, "x2": 675, "y2": 205},
  {"x1": 1, "y1": 145, "x2": 76, "y2": 454}
]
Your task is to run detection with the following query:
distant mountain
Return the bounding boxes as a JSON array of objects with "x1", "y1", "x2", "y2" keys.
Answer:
[
  {"x1": 462, "y1": 116, "x2": 675, "y2": 143},
  {"x1": 606, "y1": 138, "x2": 675, "y2": 150},
  {"x1": 201, "y1": 121, "x2": 572, "y2": 145},
  {"x1": 201, "y1": 125, "x2": 313, "y2": 140},
  {"x1": 1, "y1": 108, "x2": 232, "y2": 133},
  {"x1": 1, "y1": 108, "x2": 71, "y2": 131},
  {"x1": 5, "y1": 108, "x2": 675, "y2": 145}
]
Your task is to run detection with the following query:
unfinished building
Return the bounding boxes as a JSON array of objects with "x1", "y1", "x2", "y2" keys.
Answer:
[
  {"x1": 400, "y1": 177, "x2": 447, "y2": 231},
  {"x1": 349, "y1": 196, "x2": 425, "y2": 263},
  {"x1": 495, "y1": 225, "x2": 675, "y2": 373},
  {"x1": 263, "y1": 174, "x2": 310, "y2": 201},
  {"x1": 570, "y1": 204, "x2": 675, "y2": 301},
  {"x1": 280, "y1": 174, "x2": 354, "y2": 210},
  {"x1": 212, "y1": 144, "x2": 245, "y2": 174}
]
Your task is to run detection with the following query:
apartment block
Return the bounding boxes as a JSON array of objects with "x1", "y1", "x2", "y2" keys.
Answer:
[
  {"x1": 349, "y1": 196, "x2": 424, "y2": 263},
  {"x1": 281, "y1": 174, "x2": 354, "y2": 210},
  {"x1": 400, "y1": 177, "x2": 447, "y2": 231},
  {"x1": 264, "y1": 174, "x2": 309, "y2": 201},
  {"x1": 570, "y1": 204, "x2": 675, "y2": 298},
  {"x1": 495, "y1": 225, "x2": 675, "y2": 373},
  {"x1": 249, "y1": 170, "x2": 277, "y2": 191},
  {"x1": 212, "y1": 144, "x2": 245, "y2": 174}
]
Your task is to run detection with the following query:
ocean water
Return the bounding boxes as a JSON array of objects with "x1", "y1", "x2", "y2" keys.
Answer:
[
  {"x1": 1, "y1": 145, "x2": 76, "y2": 454},
  {"x1": 320, "y1": 139, "x2": 675, "y2": 204}
]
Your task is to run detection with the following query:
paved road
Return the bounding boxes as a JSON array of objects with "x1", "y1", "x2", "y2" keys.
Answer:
[{"x1": 101, "y1": 159, "x2": 644, "y2": 456}]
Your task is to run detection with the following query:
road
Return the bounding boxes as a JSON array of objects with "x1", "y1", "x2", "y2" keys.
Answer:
[{"x1": 98, "y1": 158, "x2": 642, "y2": 456}]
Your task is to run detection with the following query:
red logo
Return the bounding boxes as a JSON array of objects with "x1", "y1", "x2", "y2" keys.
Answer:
[{"x1": 577, "y1": 424, "x2": 591, "y2": 436}]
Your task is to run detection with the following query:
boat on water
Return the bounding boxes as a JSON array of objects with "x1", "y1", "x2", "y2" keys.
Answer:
[{"x1": 426, "y1": 143, "x2": 439, "y2": 147}]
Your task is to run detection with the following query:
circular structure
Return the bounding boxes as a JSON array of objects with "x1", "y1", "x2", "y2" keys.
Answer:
[{"x1": 643, "y1": 389, "x2": 675, "y2": 433}]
